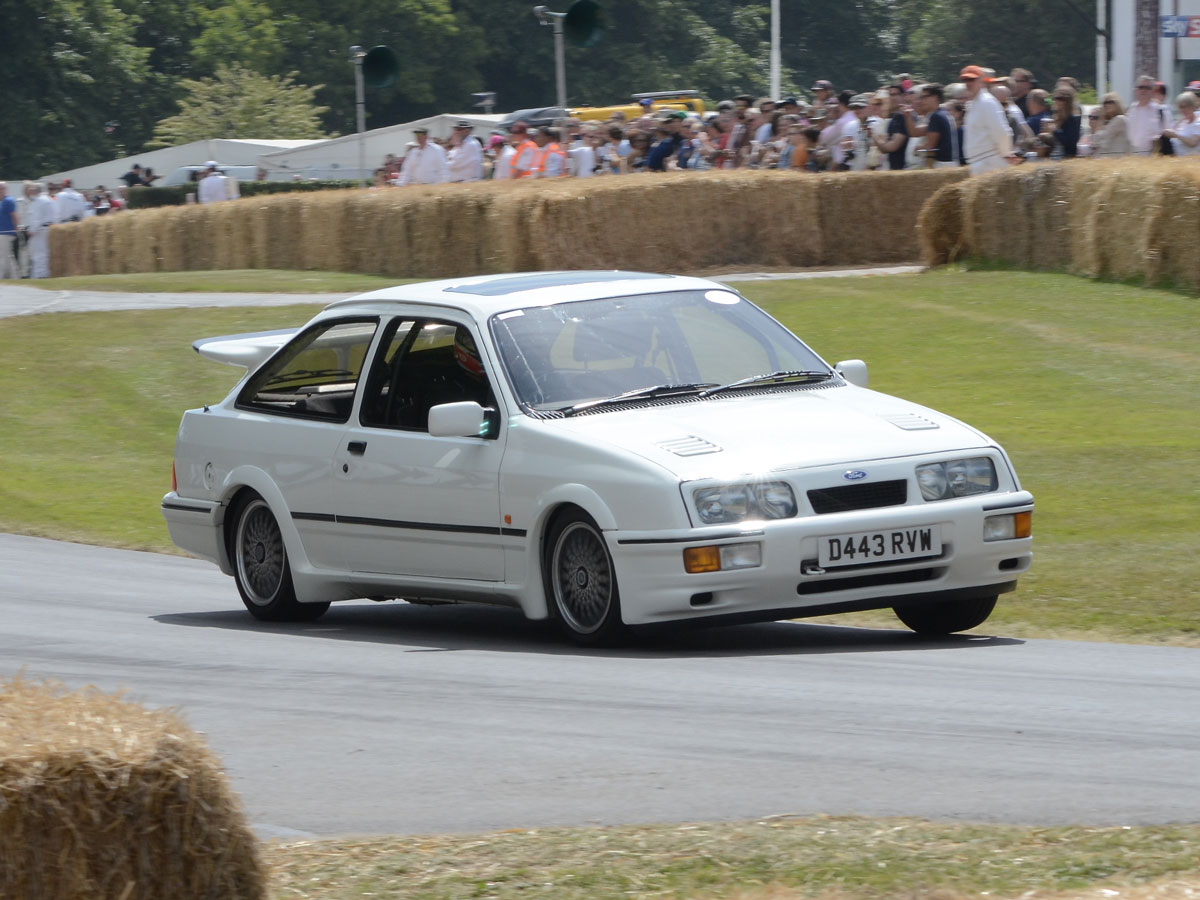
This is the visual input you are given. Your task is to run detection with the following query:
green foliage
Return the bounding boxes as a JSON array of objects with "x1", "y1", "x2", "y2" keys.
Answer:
[
  {"x1": 1, "y1": 0, "x2": 1109, "y2": 178},
  {"x1": 190, "y1": 0, "x2": 286, "y2": 74},
  {"x1": 124, "y1": 180, "x2": 359, "y2": 209},
  {"x1": 124, "y1": 185, "x2": 195, "y2": 209},
  {"x1": 0, "y1": 0, "x2": 151, "y2": 177},
  {"x1": 894, "y1": 0, "x2": 1096, "y2": 90},
  {"x1": 239, "y1": 180, "x2": 358, "y2": 195},
  {"x1": 149, "y1": 64, "x2": 331, "y2": 146}
]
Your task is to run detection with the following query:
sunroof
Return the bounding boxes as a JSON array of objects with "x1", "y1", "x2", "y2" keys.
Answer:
[{"x1": 445, "y1": 271, "x2": 672, "y2": 296}]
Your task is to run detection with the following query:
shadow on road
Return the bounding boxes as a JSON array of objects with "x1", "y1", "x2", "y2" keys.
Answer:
[{"x1": 153, "y1": 602, "x2": 1024, "y2": 658}]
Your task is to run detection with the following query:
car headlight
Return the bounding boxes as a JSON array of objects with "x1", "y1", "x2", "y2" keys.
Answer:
[
  {"x1": 916, "y1": 457, "x2": 998, "y2": 501},
  {"x1": 693, "y1": 481, "x2": 797, "y2": 524}
]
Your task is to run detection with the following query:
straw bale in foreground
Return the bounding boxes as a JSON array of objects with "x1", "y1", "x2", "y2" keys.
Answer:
[{"x1": 0, "y1": 677, "x2": 265, "y2": 900}]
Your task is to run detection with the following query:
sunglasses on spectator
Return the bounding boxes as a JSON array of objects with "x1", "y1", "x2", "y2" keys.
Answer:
[
  {"x1": 1136, "y1": 85, "x2": 1152, "y2": 90},
  {"x1": 1087, "y1": 114, "x2": 1099, "y2": 119}
]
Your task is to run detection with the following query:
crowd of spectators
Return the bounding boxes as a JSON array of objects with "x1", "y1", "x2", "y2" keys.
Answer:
[
  {"x1": 0, "y1": 179, "x2": 132, "y2": 279},
  {"x1": 375, "y1": 68, "x2": 1200, "y2": 186},
  {"x1": 6, "y1": 66, "x2": 1199, "y2": 279}
]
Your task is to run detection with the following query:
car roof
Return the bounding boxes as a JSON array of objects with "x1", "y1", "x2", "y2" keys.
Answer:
[{"x1": 323, "y1": 271, "x2": 731, "y2": 320}]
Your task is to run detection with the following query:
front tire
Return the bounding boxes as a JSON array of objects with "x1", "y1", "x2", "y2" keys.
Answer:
[
  {"x1": 894, "y1": 595, "x2": 997, "y2": 635},
  {"x1": 544, "y1": 509, "x2": 627, "y2": 646},
  {"x1": 229, "y1": 493, "x2": 329, "y2": 622}
]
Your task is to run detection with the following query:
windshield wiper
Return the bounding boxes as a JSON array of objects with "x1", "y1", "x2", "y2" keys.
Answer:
[
  {"x1": 561, "y1": 382, "x2": 717, "y2": 416},
  {"x1": 698, "y1": 369, "x2": 832, "y2": 399}
]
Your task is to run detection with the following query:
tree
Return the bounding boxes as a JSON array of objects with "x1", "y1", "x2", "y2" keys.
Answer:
[
  {"x1": 0, "y1": 0, "x2": 151, "y2": 178},
  {"x1": 896, "y1": 0, "x2": 1097, "y2": 90},
  {"x1": 150, "y1": 65, "x2": 332, "y2": 146},
  {"x1": 190, "y1": 0, "x2": 287, "y2": 75}
]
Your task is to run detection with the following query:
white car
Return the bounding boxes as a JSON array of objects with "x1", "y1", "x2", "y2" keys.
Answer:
[{"x1": 162, "y1": 271, "x2": 1033, "y2": 644}]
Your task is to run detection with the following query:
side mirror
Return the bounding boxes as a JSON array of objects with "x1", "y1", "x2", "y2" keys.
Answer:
[
  {"x1": 835, "y1": 359, "x2": 868, "y2": 387},
  {"x1": 428, "y1": 401, "x2": 490, "y2": 437}
]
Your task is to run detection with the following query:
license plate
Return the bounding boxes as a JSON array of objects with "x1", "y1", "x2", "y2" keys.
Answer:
[{"x1": 818, "y1": 525, "x2": 942, "y2": 567}]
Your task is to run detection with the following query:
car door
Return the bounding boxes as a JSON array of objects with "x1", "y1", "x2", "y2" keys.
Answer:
[
  {"x1": 233, "y1": 316, "x2": 382, "y2": 571},
  {"x1": 329, "y1": 315, "x2": 507, "y2": 581}
]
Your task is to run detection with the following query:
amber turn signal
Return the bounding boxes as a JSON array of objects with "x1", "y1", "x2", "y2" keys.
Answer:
[{"x1": 683, "y1": 546, "x2": 721, "y2": 573}]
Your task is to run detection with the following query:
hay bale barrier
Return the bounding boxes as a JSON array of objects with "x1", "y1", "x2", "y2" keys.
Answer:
[
  {"x1": 48, "y1": 168, "x2": 967, "y2": 280},
  {"x1": 917, "y1": 158, "x2": 1200, "y2": 292},
  {"x1": 0, "y1": 678, "x2": 265, "y2": 900}
]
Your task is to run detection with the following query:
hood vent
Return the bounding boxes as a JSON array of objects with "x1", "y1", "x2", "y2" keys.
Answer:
[
  {"x1": 883, "y1": 413, "x2": 940, "y2": 431},
  {"x1": 657, "y1": 435, "x2": 723, "y2": 457}
]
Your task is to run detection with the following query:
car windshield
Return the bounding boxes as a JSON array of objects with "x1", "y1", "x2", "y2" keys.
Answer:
[{"x1": 490, "y1": 289, "x2": 831, "y2": 411}]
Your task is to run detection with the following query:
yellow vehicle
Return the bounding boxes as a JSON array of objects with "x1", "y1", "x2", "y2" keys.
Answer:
[{"x1": 571, "y1": 90, "x2": 706, "y2": 122}]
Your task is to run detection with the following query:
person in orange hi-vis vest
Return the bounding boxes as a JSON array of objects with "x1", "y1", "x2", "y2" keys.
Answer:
[
  {"x1": 509, "y1": 121, "x2": 539, "y2": 179},
  {"x1": 530, "y1": 126, "x2": 568, "y2": 177}
]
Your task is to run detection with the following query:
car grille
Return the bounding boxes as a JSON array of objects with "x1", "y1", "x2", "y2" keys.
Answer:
[{"x1": 807, "y1": 479, "x2": 907, "y2": 514}]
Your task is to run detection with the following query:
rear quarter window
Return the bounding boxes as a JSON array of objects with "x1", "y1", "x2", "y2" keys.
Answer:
[{"x1": 237, "y1": 318, "x2": 379, "y2": 421}]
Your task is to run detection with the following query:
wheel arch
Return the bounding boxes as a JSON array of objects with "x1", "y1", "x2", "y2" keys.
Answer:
[
  {"x1": 515, "y1": 486, "x2": 617, "y2": 621},
  {"x1": 217, "y1": 467, "x2": 313, "y2": 579}
]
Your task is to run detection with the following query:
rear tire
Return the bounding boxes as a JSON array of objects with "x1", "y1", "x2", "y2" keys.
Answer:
[
  {"x1": 894, "y1": 595, "x2": 997, "y2": 635},
  {"x1": 229, "y1": 492, "x2": 329, "y2": 622},
  {"x1": 543, "y1": 509, "x2": 628, "y2": 646}
]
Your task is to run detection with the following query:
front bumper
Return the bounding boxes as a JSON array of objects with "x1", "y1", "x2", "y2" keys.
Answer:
[{"x1": 607, "y1": 491, "x2": 1033, "y2": 626}]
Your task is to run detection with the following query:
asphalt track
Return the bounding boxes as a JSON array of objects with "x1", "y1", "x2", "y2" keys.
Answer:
[
  {"x1": 2, "y1": 271, "x2": 1198, "y2": 839},
  {"x1": 0, "y1": 265, "x2": 924, "y2": 318},
  {"x1": 3, "y1": 532, "x2": 1199, "y2": 839}
]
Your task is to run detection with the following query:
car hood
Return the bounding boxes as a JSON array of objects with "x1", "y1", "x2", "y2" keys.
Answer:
[{"x1": 543, "y1": 387, "x2": 992, "y2": 481}]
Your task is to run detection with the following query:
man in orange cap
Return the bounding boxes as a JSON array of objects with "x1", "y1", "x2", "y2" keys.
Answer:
[{"x1": 960, "y1": 64, "x2": 1014, "y2": 174}]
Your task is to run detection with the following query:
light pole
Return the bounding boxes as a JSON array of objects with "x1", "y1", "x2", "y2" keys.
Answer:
[
  {"x1": 349, "y1": 45, "x2": 367, "y2": 187},
  {"x1": 533, "y1": 6, "x2": 568, "y2": 109},
  {"x1": 770, "y1": 0, "x2": 780, "y2": 100}
]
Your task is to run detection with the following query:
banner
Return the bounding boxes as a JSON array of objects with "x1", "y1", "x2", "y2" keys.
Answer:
[{"x1": 1160, "y1": 15, "x2": 1200, "y2": 38}]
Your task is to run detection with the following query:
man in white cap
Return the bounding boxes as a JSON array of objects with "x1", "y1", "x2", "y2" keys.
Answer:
[
  {"x1": 447, "y1": 121, "x2": 484, "y2": 182},
  {"x1": 26, "y1": 183, "x2": 58, "y2": 278},
  {"x1": 197, "y1": 162, "x2": 228, "y2": 204},
  {"x1": 398, "y1": 127, "x2": 449, "y2": 185},
  {"x1": 959, "y1": 65, "x2": 1014, "y2": 174}
]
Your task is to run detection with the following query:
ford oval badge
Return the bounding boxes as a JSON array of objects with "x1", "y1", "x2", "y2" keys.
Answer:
[{"x1": 843, "y1": 470, "x2": 868, "y2": 481}]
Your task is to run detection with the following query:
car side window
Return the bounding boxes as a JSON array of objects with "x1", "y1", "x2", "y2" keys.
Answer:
[
  {"x1": 237, "y1": 317, "x2": 379, "y2": 421},
  {"x1": 360, "y1": 318, "x2": 496, "y2": 433}
]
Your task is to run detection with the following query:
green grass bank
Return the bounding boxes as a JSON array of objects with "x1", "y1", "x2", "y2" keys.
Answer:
[{"x1": 2, "y1": 268, "x2": 1197, "y2": 645}]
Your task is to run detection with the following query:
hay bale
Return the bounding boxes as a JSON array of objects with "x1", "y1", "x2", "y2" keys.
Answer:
[
  {"x1": 814, "y1": 168, "x2": 965, "y2": 267},
  {"x1": 916, "y1": 181, "x2": 968, "y2": 266},
  {"x1": 0, "y1": 677, "x2": 265, "y2": 900},
  {"x1": 1149, "y1": 166, "x2": 1200, "y2": 291},
  {"x1": 1023, "y1": 164, "x2": 1073, "y2": 272},
  {"x1": 923, "y1": 157, "x2": 1200, "y2": 292},
  {"x1": 39, "y1": 166, "x2": 980, "y2": 280},
  {"x1": 1094, "y1": 163, "x2": 1169, "y2": 283},
  {"x1": 1063, "y1": 161, "x2": 1118, "y2": 279}
]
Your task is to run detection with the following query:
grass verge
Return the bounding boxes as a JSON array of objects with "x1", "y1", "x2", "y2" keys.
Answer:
[
  {"x1": 1, "y1": 269, "x2": 1197, "y2": 644},
  {"x1": 261, "y1": 816, "x2": 1200, "y2": 900}
]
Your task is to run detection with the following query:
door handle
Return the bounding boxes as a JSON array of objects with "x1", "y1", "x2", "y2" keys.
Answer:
[{"x1": 347, "y1": 441, "x2": 367, "y2": 455}]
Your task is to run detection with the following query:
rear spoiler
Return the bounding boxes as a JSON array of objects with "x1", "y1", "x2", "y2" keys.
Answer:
[{"x1": 192, "y1": 328, "x2": 298, "y2": 369}]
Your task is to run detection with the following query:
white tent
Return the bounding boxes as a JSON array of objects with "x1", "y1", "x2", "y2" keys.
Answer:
[
  {"x1": 257, "y1": 114, "x2": 506, "y2": 182},
  {"x1": 34, "y1": 139, "x2": 326, "y2": 190}
]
